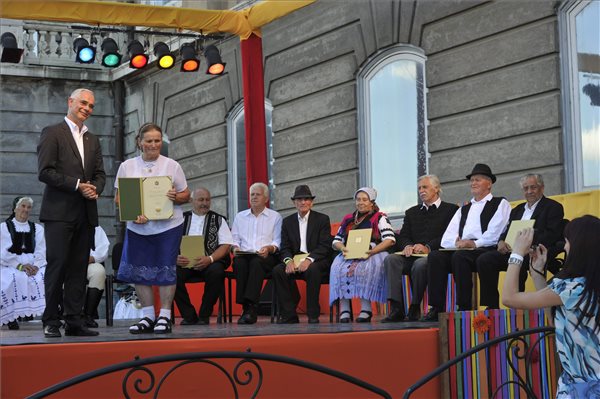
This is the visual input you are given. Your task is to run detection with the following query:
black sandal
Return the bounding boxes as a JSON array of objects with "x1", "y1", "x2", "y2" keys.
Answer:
[
  {"x1": 339, "y1": 311, "x2": 351, "y2": 323},
  {"x1": 129, "y1": 317, "x2": 154, "y2": 334},
  {"x1": 153, "y1": 316, "x2": 172, "y2": 334},
  {"x1": 356, "y1": 310, "x2": 373, "y2": 323}
]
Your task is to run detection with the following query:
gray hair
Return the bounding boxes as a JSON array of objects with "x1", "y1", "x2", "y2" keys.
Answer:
[
  {"x1": 191, "y1": 187, "x2": 211, "y2": 199},
  {"x1": 418, "y1": 174, "x2": 442, "y2": 195},
  {"x1": 70, "y1": 88, "x2": 94, "y2": 100},
  {"x1": 519, "y1": 173, "x2": 544, "y2": 188},
  {"x1": 14, "y1": 196, "x2": 33, "y2": 209},
  {"x1": 249, "y1": 182, "x2": 269, "y2": 198}
]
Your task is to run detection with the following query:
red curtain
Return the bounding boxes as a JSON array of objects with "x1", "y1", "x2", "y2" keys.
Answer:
[{"x1": 241, "y1": 34, "x2": 268, "y2": 193}]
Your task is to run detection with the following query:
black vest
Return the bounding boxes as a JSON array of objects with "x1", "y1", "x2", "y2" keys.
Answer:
[
  {"x1": 458, "y1": 197, "x2": 504, "y2": 237},
  {"x1": 182, "y1": 210, "x2": 224, "y2": 255},
  {"x1": 5, "y1": 219, "x2": 36, "y2": 255}
]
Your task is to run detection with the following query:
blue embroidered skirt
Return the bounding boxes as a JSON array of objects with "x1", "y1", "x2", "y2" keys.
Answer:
[
  {"x1": 117, "y1": 224, "x2": 183, "y2": 286},
  {"x1": 329, "y1": 251, "x2": 388, "y2": 304}
]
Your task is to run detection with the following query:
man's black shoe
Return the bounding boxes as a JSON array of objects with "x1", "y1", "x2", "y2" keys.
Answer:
[
  {"x1": 43, "y1": 325, "x2": 61, "y2": 338},
  {"x1": 197, "y1": 317, "x2": 210, "y2": 325},
  {"x1": 407, "y1": 304, "x2": 421, "y2": 321},
  {"x1": 64, "y1": 326, "x2": 100, "y2": 336},
  {"x1": 83, "y1": 315, "x2": 99, "y2": 328},
  {"x1": 380, "y1": 308, "x2": 406, "y2": 323},
  {"x1": 308, "y1": 317, "x2": 320, "y2": 324},
  {"x1": 180, "y1": 318, "x2": 198, "y2": 326},
  {"x1": 277, "y1": 315, "x2": 299, "y2": 324},
  {"x1": 421, "y1": 308, "x2": 440, "y2": 322},
  {"x1": 237, "y1": 306, "x2": 258, "y2": 324}
]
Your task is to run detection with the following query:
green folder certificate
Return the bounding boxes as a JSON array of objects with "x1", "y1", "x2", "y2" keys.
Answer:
[{"x1": 118, "y1": 176, "x2": 173, "y2": 221}]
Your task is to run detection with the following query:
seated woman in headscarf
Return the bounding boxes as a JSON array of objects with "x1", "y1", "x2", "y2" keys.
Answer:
[
  {"x1": 1, "y1": 196, "x2": 47, "y2": 330},
  {"x1": 329, "y1": 187, "x2": 396, "y2": 322}
]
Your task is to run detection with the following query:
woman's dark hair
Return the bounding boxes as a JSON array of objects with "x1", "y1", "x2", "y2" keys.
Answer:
[
  {"x1": 138, "y1": 123, "x2": 162, "y2": 140},
  {"x1": 557, "y1": 215, "x2": 600, "y2": 332}
]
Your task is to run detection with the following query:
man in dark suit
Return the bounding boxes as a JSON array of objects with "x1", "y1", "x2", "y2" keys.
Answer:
[
  {"x1": 381, "y1": 175, "x2": 458, "y2": 322},
  {"x1": 37, "y1": 88, "x2": 105, "y2": 337},
  {"x1": 272, "y1": 185, "x2": 332, "y2": 324},
  {"x1": 477, "y1": 173, "x2": 564, "y2": 309}
]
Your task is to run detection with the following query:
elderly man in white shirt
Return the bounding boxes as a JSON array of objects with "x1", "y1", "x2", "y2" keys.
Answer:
[
  {"x1": 231, "y1": 182, "x2": 282, "y2": 324},
  {"x1": 83, "y1": 225, "x2": 109, "y2": 328},
  {"x1": 422, "y1": 164, "x2": 511, "y2": 321},
  {"x1": 174, "y1": 187, "x2": 234, "y2": 325}
]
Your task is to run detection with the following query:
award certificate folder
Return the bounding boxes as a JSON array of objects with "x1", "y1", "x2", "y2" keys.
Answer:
[
  {"x1": 344, "y1": 228, "x2": 371, "y2": 260},
  {"x1": 118, "y1": 176, "x2": 173, "y2": 221},
  {"x1": 504, "y1": 219, "x2": 536, "y2": 249},
  {"x1": 180, "y1": 235, "x2": 205, "y2": 267},
  {"x1": 395, "y1": 251, "x2": 428, "y2": 258},
  {"x1": 293, "y1": 253, "x2": 308, "y2": 264}
]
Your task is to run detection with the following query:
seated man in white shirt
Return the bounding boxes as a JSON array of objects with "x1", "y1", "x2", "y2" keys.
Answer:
[
  {"x1": 423, "y1": 164, "x2": 511, "y2": 321},
  {"x1": 231, "y1": 182, "x2": 282, "y2": 324},
  {"x1": 476, "y1": 173, "x2": 564, "y2": 309},
  {"x1": 174, "y1": 187, "x2": 233, "y2": 325},
  {"x1": 83, "y1": 225, "x2": 109, "y2": 328}
]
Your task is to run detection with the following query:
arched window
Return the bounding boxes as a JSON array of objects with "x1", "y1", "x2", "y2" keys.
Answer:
[
  {"x1": 560, "y1": 0, "x2": 600, "y2": 192},
  {"x1": 226, "y1": 100, "x2": 273, "y2": 220},
  {"x1": 357, "y1": 45, "x2": 428, "y2": 219}
]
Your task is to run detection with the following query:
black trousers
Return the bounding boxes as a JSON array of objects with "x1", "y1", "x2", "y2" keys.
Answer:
[
  {"x1": 476, "y1": 251, "x2": 528, "y2": 309},
  {"x1": 272, "y1": 258, "x2": 330, "y2": 319},
  {"x1": 174, "y1": 261, "x2": 226, "y2": 320},
  {"x1": 426, "y1": 248, "x2": 494, "y2": 311},
  {"x1": 43, "y1": 220, "x2": 94, "y2": 328},
  {"x1": 233, "y1": 254, "x2": 279, "y2": 305}
]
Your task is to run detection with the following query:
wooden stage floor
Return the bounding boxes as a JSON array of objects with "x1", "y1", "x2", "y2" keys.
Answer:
[{"x1": 1, "y1": 316, "x2": 442, "y2": 398}]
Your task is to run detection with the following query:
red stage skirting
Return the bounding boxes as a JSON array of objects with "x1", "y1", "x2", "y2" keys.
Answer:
[{"x1": 1, "y1": 329, "x2": 440, "y2": 398}]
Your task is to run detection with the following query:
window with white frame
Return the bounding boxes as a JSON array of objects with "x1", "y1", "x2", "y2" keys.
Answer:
[
  {"x1": 226, "y1": 100, "x2": 273, "y2": 220},
  {"x1": 357, "y1": 45, "x2": 428, "y2": 219},
  {"x1": 560, "y1": 0, "x2": 600, "y2": 192}
]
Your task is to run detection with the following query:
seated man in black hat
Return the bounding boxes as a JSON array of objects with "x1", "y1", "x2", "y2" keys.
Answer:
[
  {"x1": 272, "y1": 185, "x2": 333, "y2": 324},
  {"x1": 476, "y1": 173, "x2": 564, "y2": 309},
  {"x1": 422, "y1": 163, "x2": 511, "y2": 321}
]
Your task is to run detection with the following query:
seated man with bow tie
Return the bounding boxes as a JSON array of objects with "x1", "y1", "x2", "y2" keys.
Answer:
[
  {"x1": 381, "y1": 175, "x2": 458, "y2": 322},
  {"x1": 476, "y1": 173, "x2": 564, "y2": 309},
  {"x1": 422, "y1": 164, "x2": 511, "y2": 321},
  {"x1": 272, "y1": 185, "x2": 333, "y2": 324}
]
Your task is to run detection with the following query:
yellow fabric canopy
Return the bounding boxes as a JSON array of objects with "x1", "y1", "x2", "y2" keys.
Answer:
[{"x1": 0, "y1": 0, "x2": 316, "y2": 40}]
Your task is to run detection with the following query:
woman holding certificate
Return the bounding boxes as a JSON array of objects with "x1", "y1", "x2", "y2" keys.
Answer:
[
  {"x1": 115, "y1": 123, "x2": 190, "y2": 334},
  {"x1": 329, "y1": 187, "x2": 396, "y2": 323}
]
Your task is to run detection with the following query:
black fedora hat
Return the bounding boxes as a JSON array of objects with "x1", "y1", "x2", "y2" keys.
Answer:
[
  {"x1": 466, "y1": 163, "x2": 497, "y2": 183},
  {"x1": 291, "y1": 185, "x2": 315, "y2": 200}
]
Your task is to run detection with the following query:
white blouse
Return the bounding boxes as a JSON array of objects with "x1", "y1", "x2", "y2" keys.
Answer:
[{"x1": 0, "y1": 218, "x2": 46, "y2": 268}]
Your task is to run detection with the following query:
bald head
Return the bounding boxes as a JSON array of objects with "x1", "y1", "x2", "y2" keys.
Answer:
[{"x1": 192, "y1": 187, "x2": 211, "y2": 215}]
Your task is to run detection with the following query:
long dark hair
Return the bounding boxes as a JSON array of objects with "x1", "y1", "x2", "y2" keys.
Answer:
[{"x1": 556, "y1": 215, "x2": 600, "y2": 332}]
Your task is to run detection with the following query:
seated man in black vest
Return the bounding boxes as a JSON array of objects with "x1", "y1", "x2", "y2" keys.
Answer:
[
  {"x1": 381, "y1": 175, "x2": 458, "y2": 322},
  {"x1": 273, "y1": 185, "x2": 333, "y2": 324},
  {"x1": 423, "y1": 164, "x2": 511, "y2": 321},
  {"x1": 174, "y1": 187, "x2": 233, "y2": 325},
  {"x1": 476, "y1": 173, "x2": 564, "y2": 309}
]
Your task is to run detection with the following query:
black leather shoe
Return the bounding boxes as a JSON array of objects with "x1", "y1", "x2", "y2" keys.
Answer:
[
  {"x1": 197, "y1": 317, "x2": 210, "y2": 325},
  {"x1": 237, "y1": 308, "x2": 258, "y2": 325},
  {"x1": 44, "y1": 325, "x2": 62, "y2": 338},
  {"x1": 64, "y1": 326, "x2": 100, "y2": 336},
  {"x1": 380, "y1": 308, "x2": 405, "y2": 323},
  {"x1": 421, "y1": 308, "x2": 439, "y2": 322},
  {"x1": 356, "y1": 310, "x2": 373, "y2": 323},
  {"x1": 180, "y1": 318, "x2": 198, "y2": 326},
  {"x1": 83, "y1": 315, "x2": 99, "y2": 328},
  {"x1": 7, "y1": 320, "x2": 19, "y2": 330},
  {"x1": 277, "y1": 315, "x2": 300, "y2": 324},
  {"x1": 407, "y1": 304, "x2": 421, "y2": 321},
  {"x1": 308, "y1": 317, "x2": 320, "y2": 324}
]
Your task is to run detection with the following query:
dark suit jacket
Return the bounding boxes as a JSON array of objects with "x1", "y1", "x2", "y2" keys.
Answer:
[
  {"x1": 279, "y1": 210, "x2": 332, "y2": 263},
  {"x1": 37, "y1": 120, "x2": 105, "y2": 226},
  {"x1": 500, "y1": 196, "x2": 564, "y2": 248},
  {"x1": 397, "y1": 201, "x2": 459, "y2": 251}
]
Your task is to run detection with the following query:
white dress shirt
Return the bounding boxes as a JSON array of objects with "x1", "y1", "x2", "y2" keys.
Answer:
[
  {"x1": 441, "y1": 193, "x2": 511, "y2": 248},
  {"x1": 188, "y1": 212, "x2": 234, "y2": 245},
  {"x1": 298, "y1": 210, "x2": 310, "y2": 254},
  {"x1": 64, "y1": 116, "x2": 87, "y2": 165},
  {"x1": 521, "y1": 198, "x2": 541, "y2": 221},
  {"x1": 231, "y1": 207, "x2": 282, "y2": 252}
]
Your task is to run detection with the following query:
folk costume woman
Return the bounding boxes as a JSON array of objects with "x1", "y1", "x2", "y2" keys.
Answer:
[
  {"x1": 1, "y1": 197, "x2": 46, "y2": 329},
  {"x1": 329, "y1": 188, "x2": 395, "y2": 322}
]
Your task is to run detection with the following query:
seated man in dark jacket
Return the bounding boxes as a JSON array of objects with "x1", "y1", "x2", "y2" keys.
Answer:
[
  {"x1": 477, "y1": 173, "x2": 564, "y2": 309},
  {"x1": 273, "y1": 185, "x2": 332, "y2": 324}
]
